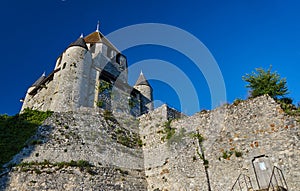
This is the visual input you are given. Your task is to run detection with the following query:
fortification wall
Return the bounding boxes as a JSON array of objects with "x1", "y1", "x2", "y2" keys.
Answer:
[
  {"x1": 140, "y1": 95, "x2": 300, "y2": 191},
  {"x1": 1, "y1": 108, "x2": 147, "y2": 190},
  {"x1": 1, "y1": 165, "x2": 146, "y2": 191},
  {"x1": 7, "y1": 95, "x2": 300, "y2": 190}
]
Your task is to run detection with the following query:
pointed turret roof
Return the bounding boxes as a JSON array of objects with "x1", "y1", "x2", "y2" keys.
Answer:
[
  {"x1": 135, "y1": 71, "x2": 151, "y2": 86},
  {"x1": 84, "y1": 31, "x2": 103, "y2": 43},
  {"x1": 68, "y1": 37, "x2": 88, "y2": 50},
  {"x1": 84, "y1": 22, "x2": 119, "y2": 52},
  {"x1": 32, "y1": 72, "x2": 46, "y2": 87}
]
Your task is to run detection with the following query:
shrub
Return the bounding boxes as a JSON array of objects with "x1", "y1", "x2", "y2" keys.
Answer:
[
  {"x1": 242, "y1": 66, "x2": 288, "y2": 99},
  {"x1": 234, "y1": 150, "x2": 243, "y2": 157}
]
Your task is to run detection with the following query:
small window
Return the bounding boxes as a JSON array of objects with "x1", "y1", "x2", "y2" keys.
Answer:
[
  {"x1": 62, "y1": 62, "x2": 66, "y2": 69},
  {"x1": 110, "y1": 50, "x2": 117, "y2": 59}
]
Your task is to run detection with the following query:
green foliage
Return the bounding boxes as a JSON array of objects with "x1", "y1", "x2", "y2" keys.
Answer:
[
  {"x1": 193, "y1": 132, "x2": 209, "y2": 167},
  {"x1": 167, "y1": 128, "x2": 186, "y2": 145},
  {"x1": 0, "y1": 109, "x2": 53, "y2": 168},
  {"x1": 96, "y1": 100, "x2": 104, "y2": 107},
  {"x1": 277, "y1": 97, "x2": 300, "y2": 116},
  {"x1": 234, "y1": 150, "x2": 243, "y2": 158},
  {"x1": 242, "y1": 66, "x2": 288, "y2": 99},
  {"x1": 222, "y1": 150, "x2": 233, "y2": 159},
  {"x1": 233, "y1": 98, "x2": 244, "y2": 106},
  {"x1": 137, "y1": 138, "x2": 143, "y2": 147},
  {"x1": 220, "y1": 149, "x2": 243, "y2": 160},
  {"x1": 114, "y1": 127, "x2": 142, "y2": 148},
  {"x1": 98, "y1": 80, "x2": 112, "y2": 93},
  {"x1": 161, "y1": 120, "x2": 176, "y2": 141},
  {"x1": 192, "y1": 132, "x2": 204, "y2": 143},
  {"x1": 103, "y1": 110, "x2": 114, "y2": 121}
]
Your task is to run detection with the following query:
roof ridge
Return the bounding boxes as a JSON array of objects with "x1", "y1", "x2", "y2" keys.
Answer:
[{"x1": 135, "y1": 72, "x2": 150, "y2": 86}]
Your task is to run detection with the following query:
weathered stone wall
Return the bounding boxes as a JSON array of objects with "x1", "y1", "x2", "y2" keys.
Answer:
[
  {"x1": 21, "y1": 79, "x2": 56, "y2": 112},
  {"x1": 0, "y1": 108, "x2": 147, "y2": 190},
  {"x1": 50, "y1": 46, "x2": 93, "y2": 112},
  {"x1": 7, "y1": 95, "x2": 300, "y2": 190},
  {"x1": 97, "y1": 79, "x2": 142, "y2": 117},
  {"x1": 134, "y1": 84, "x2": 153, "y2": 114},
  {"x1": 1, "y1": 165, "x2": 146, "y2": 191},
  {"x1": 140, "y1": 95, "x2": 300, "y2": 191},
  {"x1": 21, "y1": 40, "x2": 145, "y2": 117}
]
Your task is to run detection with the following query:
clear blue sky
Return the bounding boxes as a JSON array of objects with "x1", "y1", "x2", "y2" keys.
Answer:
[{"x1": 0, "y1": 0, "x2": 300, "y2": 115}]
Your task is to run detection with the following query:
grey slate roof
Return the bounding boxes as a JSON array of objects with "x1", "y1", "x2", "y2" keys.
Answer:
[
  {"x1": 135, "y1": 72, "x2": 151, "y2": 86},
  {"x1": 68, "y1": 37, "x2": 88, "y2": 50},
  {"x1": 32, "y1": 73, "x2": 46, "y2": 87}
]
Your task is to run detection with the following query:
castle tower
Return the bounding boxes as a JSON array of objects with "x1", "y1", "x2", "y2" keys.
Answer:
[
  {"x1": 50, "y1": 36, "x2": 92, "y2": 112},
  {"x1": 83, "y1": 24, "x2": 128, "y2": 84},
  {"x1": 134, "y1": 71, "x2": 154, "y2": 114},
  {"x1": 20, "y1": 73, "x2": 46, "y2": 111}
]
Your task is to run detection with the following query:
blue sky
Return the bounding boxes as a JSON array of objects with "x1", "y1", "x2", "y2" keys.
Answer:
[{"x1": 0, "y1": 0, "x2": 300, "y2": 115}]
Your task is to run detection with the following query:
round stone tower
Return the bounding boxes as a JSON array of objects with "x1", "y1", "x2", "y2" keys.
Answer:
[
  {"x1": 50, "y1": 36, "x2": 92, "y2": 112},
  {"x1": 134, "y1": 71, "x2": 154, "y2": 114}
]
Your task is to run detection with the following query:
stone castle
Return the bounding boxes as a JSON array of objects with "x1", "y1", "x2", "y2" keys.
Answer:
[
  {"x1": 0, "y1": 25, "x2": 299, "y2": 191},
  {"x1": 21, "y1": 24, "x2": 154, "y2": 116}
]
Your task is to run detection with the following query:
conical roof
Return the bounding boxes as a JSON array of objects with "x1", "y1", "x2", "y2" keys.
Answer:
[
  {"x1": 84, "y1": 31, "x2": 103, "y2": 43},
  {"x1": 68, "y1": 37, "x2": 88, "y2": 50},
  {"x1": 32, "y1": 72, "x2": 46, "y2": 87},
  {"x1": 84, "y1": 31, "x2": 119, "y2": 52},
  {"x1": 135, "y1": 71, "x2": 150, "y2": 86}
]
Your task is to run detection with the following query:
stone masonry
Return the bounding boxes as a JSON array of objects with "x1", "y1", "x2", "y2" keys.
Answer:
[
  {"x1": 1, "y1": 95, "x2": 299, "y2": 190},
  {"x1": 140, "y1": 95, "x2": 299, "y2": 191}
]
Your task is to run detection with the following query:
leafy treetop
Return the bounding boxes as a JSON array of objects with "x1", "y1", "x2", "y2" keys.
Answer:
[{"x1": 242, "y1": 66, "x2": 288, "y2": 99}]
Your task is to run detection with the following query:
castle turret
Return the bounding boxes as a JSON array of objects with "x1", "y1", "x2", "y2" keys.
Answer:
[
  {"x1": 134, "y1": 71, "x2": 154, "y2": 114},
  {"x1": 20, "y1": 72, "x2": 46, "y2": 111},
  {"x1": 50, "y1": 36, "x2": 92, "y2": 112}
]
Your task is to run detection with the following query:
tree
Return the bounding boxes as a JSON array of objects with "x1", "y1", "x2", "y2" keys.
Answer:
[{"x1": 242, "y1": 66, "x2": 288, "y2": 99}]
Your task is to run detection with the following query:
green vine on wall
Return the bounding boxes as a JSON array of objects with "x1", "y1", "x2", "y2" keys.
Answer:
[
  {"x1": 193, "y1": 131, "x2": 211, "y2": 191},
  {"x1": 98, "y1": 80, "x2": 112, "y2": 93},
  {"x1": 160, "y1": 120, "x2": 176, "y2": 142}
]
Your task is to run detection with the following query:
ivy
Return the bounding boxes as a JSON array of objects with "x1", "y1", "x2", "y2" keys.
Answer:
[{"x1": 98, "y1": 80, "x2": 112, "y2": 93}]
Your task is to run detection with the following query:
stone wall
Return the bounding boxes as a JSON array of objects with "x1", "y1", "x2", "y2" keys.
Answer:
[
  {"x1": 3, "y1": 95, "x2": 299, "y2": 191},
  {"x1": 0, "y1": 108, "x2": 147, "y2": 190},
  {"x1": 1, "y1": 165, "x2": 146, "y2": 191},
  {"x1": 139, "y1": 95, "x2": 300, "y2": 191},
  {"x1": 21, "y1": 42, "x2": 144, "y2": 117}
]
